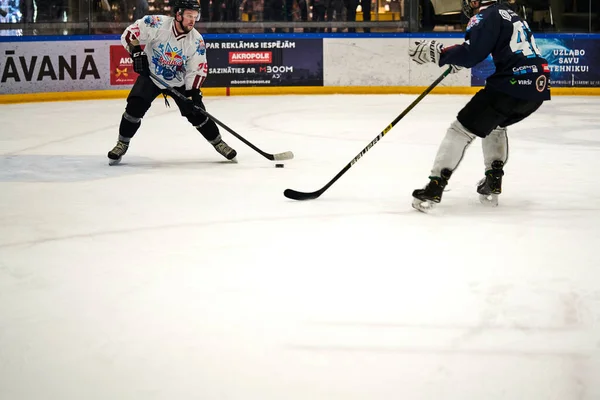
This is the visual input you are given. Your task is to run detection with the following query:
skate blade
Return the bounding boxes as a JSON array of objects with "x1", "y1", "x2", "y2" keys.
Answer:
[
  {"x1": 412, "y1": 198, "x2": 436, "y2": 213},
  {"x1": 479, "y1": 193, "x2": 499, "y2": 207},
  {"x1": 108, "y1": 157, "x2": 122, "y2": 166}
]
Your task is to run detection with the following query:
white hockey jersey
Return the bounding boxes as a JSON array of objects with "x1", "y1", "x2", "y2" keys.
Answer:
[{"x1": 121, "y1": 15, "x2": 208, "y2": 91}]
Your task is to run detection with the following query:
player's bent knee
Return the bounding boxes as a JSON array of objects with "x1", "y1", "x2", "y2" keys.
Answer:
[
  {"x1": 491, "y1": 126, "x2": 507, "y2": 136},
  {"x1": 122, "y1": 111, "x2": 141, "y2": 124},
  {"x1": 187, "y1": 112, "x2": 209, "y2": 127},
  {"x1": 449, "y1": 120, "x2": 477, "y2": 142},
  {"x1": 125, "y1": 97, "x2": 152, "y2": 119}
]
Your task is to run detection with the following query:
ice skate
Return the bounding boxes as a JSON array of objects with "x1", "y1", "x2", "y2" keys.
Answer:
[
  {"x1": 477, "y1": 160, "x2": 504, "y2": 207},
  {"x1": 212, "y1": 138, "x2": 237, "y2": 162},
  {"x1": 107, "y1": 140, "x2": 129, "y2": 165},
  {"x1": 412, "y1": 169, "x2": 451, "y2": 213}
]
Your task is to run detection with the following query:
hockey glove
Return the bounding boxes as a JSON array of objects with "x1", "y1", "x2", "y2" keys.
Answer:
[
  {"x1": 131, "y1": 46, "x2": 150, "y2": 77},
  {"x1": 448, "y1": 65, "x2": 464, "y2": 74},
  {"x1": 408, "y1": 40, "x2": 443, "y2": 66},
  {"x1": 182, "y1": 89, "x2": 206, "y2": 117}
]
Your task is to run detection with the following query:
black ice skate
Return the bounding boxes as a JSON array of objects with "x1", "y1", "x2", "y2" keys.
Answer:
[
  {"x1": 477, "y1": 160, "x2": 504, "y2": 207},
  {"x1": 412, "y1": 169, "x2": 452, "y2": 213},
  {"x1": 211, "y1": 138, "x2": 237, "y2": 161},
  {"x1": 107, "y1": 140, "x2": 129, "y2": 165}
]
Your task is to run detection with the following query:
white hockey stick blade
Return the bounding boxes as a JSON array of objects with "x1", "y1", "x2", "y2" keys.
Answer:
[
  {"x1": 412, "y1": 197, "x2": 436, "y2": 213},
  {"x1": 273, "y1": 151, "x2": 294, "y2": 161},
  {"x1": 479, "y1": 193, "x2": 499, "y2": 207}
]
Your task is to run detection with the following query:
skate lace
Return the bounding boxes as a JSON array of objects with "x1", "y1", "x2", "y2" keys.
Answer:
[
  {"x1": 214, "y1": 141, "x2": 232, "y2": 156},
  {"x1": 113, "y1": 141, "x2": 128, "y2": 155}
]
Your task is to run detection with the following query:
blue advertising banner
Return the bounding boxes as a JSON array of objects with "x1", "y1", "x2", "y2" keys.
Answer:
[
  {"x1": 202, "y1": 38, "x2": 323, "y2": 87},
  {"x1": 472, "y1": 37, "x2": 600, "y2": 87}
]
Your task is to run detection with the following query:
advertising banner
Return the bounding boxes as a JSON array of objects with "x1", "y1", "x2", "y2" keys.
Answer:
[
  {"x1": 0, "y1": 40, "x2": 111, "y2": 94},
  {"x1": 471, "y1": 37, "x2": 600, "y2": 87},
  {"x1": 109, "y1": 45, "x2": 138, "y2": 86},
  {"x1": 1, "y1": 34, "x2": 598, "y2": 97},
  {"x1": 202, "y1": 38, "x2": 323, "y2": 87}
]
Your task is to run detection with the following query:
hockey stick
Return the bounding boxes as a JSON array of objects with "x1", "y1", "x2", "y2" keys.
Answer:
[
  {"x1": 149, "y1": 72, "x2": 294, "y2": 161},
  {"x1": 283, "y1": 67, "x2": 453, "y2": 201}
]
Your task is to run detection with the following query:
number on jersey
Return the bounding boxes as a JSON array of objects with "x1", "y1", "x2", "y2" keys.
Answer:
[{"x1": 510, "y1": 20, "x2": 542, "y2": 58}]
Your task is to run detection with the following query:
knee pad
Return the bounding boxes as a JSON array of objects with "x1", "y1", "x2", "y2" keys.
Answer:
[
  {"x1": 125, "y1": 97, "x2": 151, "y2": 120},
  {"x1": 450, "y1": 120, "x2": 477, "y2": 141},
  {"x1": 186, "y1": 112, "x2": 209, "y2": 128},
  {"x1": 482, "y1": 127, "x2": 508, "y2": 170},
  {"x1": 122, "y1": 111, "x2": 141, "y2": 124}
]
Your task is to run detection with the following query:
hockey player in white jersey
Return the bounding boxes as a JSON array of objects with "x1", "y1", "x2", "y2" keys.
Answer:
[{"x1": 107, "y1": 0, "x2": 237, "y2": 165}]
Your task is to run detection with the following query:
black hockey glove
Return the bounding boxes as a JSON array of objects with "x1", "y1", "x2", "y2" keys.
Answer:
[
  {"x1": 183, "y1": 89, "x2": 205, "y2": 116},
  {"x1": 130, "y1": 45, "x2": 150, "y2": 77}
]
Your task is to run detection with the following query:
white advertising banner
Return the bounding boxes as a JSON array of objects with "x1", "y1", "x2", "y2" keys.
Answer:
[
  {"x1": 323, "y1": 37, "x2": 471, "y2": 87},
  {"x1": 0, "y1": 40, "x2": 115, "y2": 94}
]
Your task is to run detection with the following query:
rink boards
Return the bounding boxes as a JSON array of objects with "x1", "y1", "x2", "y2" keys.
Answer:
[{"x1": 1, "y1": 33, "x2": 599, "y2": 103}]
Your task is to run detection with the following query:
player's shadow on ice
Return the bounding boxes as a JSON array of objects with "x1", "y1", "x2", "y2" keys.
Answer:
[
  {"x1": 120, "y1": 159, "x2": 237, "y2": 169},
  {"x1": 0, "y1": 155, "x2": 235, "y2": 182}
]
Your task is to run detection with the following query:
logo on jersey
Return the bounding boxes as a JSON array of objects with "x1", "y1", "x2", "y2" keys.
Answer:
[
  {"x1": 536, "y1": 75, "x2": 547, "y2": 92},
  {"x1": 467, "y1": 14, "x2": 482, "y2": 31},
  {"x1": 143, "y1": 15, "x2": 163, "y2": 28},
  {"x1": 196, "y1": 39, "x2": 206, "y2": 56},
  {"x1": 510, "y1": 78, "x2": 532, "y2": 85},
  {"x1": 513, "y1": 65, "x2": 538, "y2": 75},
  {"x1": 129, "y1": 25, "x2": 141, "y2": 39},
  {"x1": 542, "y1": 63, "x2": 550, "y2": 73},
  {"x1": 155, "y1": 43, "x2": 184, "y2": 67},
  {"x1": 153, "y1": 43, "x2": 186, "y2": 81},
  {"x1": 499, "y1": 9, "x2": 512, "y2": 21}
]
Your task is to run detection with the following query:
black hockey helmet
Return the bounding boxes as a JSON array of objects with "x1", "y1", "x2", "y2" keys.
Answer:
[
  {"x1": 461, "y1": 0, "x2": 497, "y2": 18},
  {"x1": 173, "y1": 0, "x2": 201, "y2": 20}
]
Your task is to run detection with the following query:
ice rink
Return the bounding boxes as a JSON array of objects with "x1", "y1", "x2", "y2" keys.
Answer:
[{"x1": 1, "y1": 93, "x2": 600, "y2": 399}]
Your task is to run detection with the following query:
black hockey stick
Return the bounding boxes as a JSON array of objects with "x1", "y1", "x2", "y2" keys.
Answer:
[
  {"x1": 149, "y1": 72, "x2": 294, "y2": 161},
  {"x1": 283, "y1": 67, "x2": 453, "y2": 201}
]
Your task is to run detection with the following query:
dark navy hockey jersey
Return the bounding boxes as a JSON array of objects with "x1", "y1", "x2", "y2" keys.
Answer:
[{"x1": 439, "y1": 3, "x2": 551, "y2": 101}]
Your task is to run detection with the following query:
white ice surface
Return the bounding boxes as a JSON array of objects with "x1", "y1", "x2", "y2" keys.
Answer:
[{"x1": 1, "y1": 94, "x2": 600, "y2": 400}]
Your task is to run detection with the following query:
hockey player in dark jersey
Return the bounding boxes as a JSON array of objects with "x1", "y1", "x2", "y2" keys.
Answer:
[{"x1": 408, "y1": 0, "x2": 551, "y2": 211}]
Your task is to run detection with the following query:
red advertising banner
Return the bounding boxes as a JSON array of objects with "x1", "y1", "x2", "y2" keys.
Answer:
[{"x1": 109, "y1": 45, "x2": 138, "y2": 85}]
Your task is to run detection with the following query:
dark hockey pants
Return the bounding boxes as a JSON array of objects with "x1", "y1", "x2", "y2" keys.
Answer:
[
  {"x1": 120, "y1": 75, "x2": 219, "y2": 141},
  {"x1": 457, "y1": 86, "x2": 544, "y2": 138}
]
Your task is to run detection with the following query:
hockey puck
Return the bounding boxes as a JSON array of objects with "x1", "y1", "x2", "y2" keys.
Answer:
[{"x1": 275, "y1": 163, "x2": 284, "y2": 168}]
